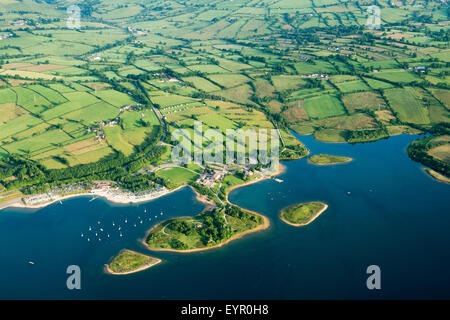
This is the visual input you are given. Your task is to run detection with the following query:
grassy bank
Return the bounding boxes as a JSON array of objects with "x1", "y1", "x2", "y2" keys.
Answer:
[
  {"x1": 308, "y1": 154, "x2": 353, "y2": 165},
  {"x1": 107, "y1": 250, "x2": 161, "y2": 275}
]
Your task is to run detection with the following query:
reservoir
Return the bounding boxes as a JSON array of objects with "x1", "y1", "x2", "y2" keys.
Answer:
[{"x1": 0, "y1": 133, "x2": 449, "y2": 299}]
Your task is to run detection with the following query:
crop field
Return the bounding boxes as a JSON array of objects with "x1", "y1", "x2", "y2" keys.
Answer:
[
  {"x1": 216, "y1": 84, "x2": 254, "y2": 105},
  {"x1": 63, "y1": 102, "x2": 119, "y2": 125},
  {"x1": 384, "y1": 88, "x2": 430, "y2": 125},
  {"x1": 182, "y1": 76, "x2": 221, "y2": 92},
  {"x1": 370, "y1": 71, "x2": 421, "y2": 84},
  {"x1": 364, "y1": 78, "x2": 395, "y2": 90},
  {"x1": 335, "y1": 80, "x2": 370, "y2": 93},
  {"x1": 303, "y1": 95, "x2": 347, "y2": 120},
  {"x1": 272, "y1": 76, "x2": 307, "y2": 91},
  {"x1": 93, "y1": 89, "x2": 137, "y2": 108},
  {"x1": 207, "y1": 74, "x2": 250, "y2": 88},
  {"x1": 342, "y1": 92, "x2": 387, "y2": 113}
]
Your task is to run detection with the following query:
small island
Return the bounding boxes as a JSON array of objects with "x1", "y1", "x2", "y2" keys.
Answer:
[
  {"x1": 308, "y1": 154, "x2": 353, "y2": 165},
  {"x1": 106, "y1": 250, "x2": 161, "y2": 275},
  {"x1": 145, "y1": 204, "x2": 267, "y2": 252},
  {"x1": 279, "y1": 201, "x2": 328, "y2": 227},
  {"x1": 424, "y1": 168, "x2": 450, "y2": 184}
]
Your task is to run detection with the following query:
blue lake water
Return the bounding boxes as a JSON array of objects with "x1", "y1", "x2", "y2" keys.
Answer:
[{"x1": 0, "y1": 133, "x2": 449, "y2": 299}]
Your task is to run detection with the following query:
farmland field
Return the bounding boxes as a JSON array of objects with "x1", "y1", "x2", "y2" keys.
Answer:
[
  {"x1": 384, "y1": 88, "x2": 430, "y2": 124},
  {"x1": 303, "y1": 95, "x2": 347, "y2": 120}
]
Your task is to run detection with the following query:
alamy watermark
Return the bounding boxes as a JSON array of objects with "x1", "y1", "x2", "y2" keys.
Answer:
[
  {"x1": 366, "y1": 265, "x2": 381, "y2": 290},
  {"x1": 67, "y1": 5, "x2": 81, "y2": 30},
  {"x1": 66, "y1": 265, "x2": 81, "y2": 290},
  {"x1": 171, "y1": 121, "x2": 280, "y2": 174},
  {"x1": 366, "y1": 5, "x2": 381, "y2": 30}
]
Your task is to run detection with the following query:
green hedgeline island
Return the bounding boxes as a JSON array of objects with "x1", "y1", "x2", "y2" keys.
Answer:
[
  {"x1": 308, "y1": 154, "x2": 353, "y2": 165},
  {"x1": 279, "y1": 202, "x2": 328, "y2": 227},
  {"x1": 106, "y1": 250, "x2": 162, "y2": 275}
]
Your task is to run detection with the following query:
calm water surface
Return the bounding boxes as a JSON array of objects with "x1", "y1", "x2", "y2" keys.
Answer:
[{"x1": 0, "y1": 133, "x2": 449, "y2": 299}]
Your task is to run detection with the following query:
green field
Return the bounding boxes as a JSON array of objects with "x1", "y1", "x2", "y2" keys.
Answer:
[
  {"x1": 93, "y1": 89, "x2": 137, "y2": 107},
  {"x1": 108, "y1": 250, "x2": 161, "y2": 274},
  {"x1": 155, "y1": 167, "x2": 199, "y2": 188},
  {"x1": 309, "y1": 154, "x2": 353, "y2": 165},
  {"x1": 303, "y1": 95, "x2": 346, "y2": 119},
  {"x1": 384, "y1": 88, "x2": 430, "y2": 124}
]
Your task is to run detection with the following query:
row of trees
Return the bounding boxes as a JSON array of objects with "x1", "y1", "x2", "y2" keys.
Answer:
[{"x1": 407, "y1": 136, "x2": 450, "y2": 177}]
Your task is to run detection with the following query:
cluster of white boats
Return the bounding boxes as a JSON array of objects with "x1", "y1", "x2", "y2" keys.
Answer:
[{"x1": 80, "y1": 208, "x2": 165, "y2": 243}]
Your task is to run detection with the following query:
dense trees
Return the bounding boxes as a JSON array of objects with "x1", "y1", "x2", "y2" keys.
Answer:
[
  {"x1": 407, "y1": 136, "x2": 450, "y2": 177},
  {"x1": 1, "y1": 125, "x2": 165, "y2": 193},
  {"x1": 344, "y1": 128, "x2": 389, "y2": 143}
]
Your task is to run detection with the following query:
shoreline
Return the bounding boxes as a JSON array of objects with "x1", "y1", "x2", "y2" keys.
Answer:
[
  {"x1": 225, "y1": 163, "x2": 286, "y2": 201},
  {"x1": 279, "y1": 202, "x2": 328, "y2": 227},
  {"x1": 0, "y1": 187, "x2": 178, "y2": 211},
  {"x1": 0, "y1": 162, "x2": 286, "y2": 212},
  {"x1": 4, "y1": 163, "x2": 283, "y2": 254},
  {"x1": 423, "y1": 168, "x2": 450, "y2": 185}
]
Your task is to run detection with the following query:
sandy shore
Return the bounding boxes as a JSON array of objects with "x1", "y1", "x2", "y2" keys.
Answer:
[
  {"x1": 3, "y1": 162, "x2": 282, "y2": 255},
  {"x1": 105, "y1": 257, "x2": 162, "y2": 275},
  {"x1": 279, "y1": 202, "x2": 329, "y2": 227},
  {"x1": 423, "y1": 168, "x2": 450, "y2": 184},
  {"x1": 225, "y1": 162, "x2": 286, "y2": 200},
  {"x1": 0, "y1": 187, "x2": 175, "y2": 211}
]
